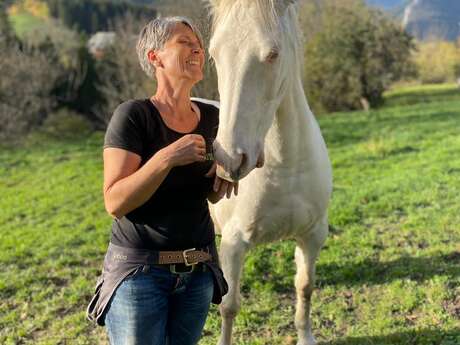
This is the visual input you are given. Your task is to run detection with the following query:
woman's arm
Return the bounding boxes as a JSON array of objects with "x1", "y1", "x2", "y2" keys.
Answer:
[
  {"x1": 103, "y1": 148, "x2": 171, "y2": 219},
  {"x1": 104, "y1": 134, "x2": 207, "y2": 219}
]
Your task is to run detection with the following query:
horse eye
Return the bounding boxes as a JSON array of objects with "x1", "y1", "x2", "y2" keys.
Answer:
[{"x1": 265, "y1": 50, "x2": 279, "y2": 63}]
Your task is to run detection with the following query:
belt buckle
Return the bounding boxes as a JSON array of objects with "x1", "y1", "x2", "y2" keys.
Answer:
[
  {"x1": 169, "y1": 248, "x2": 197, "y2": 274},
  {"x1": 183, "y1": 248, "x2": 196, "y2": 266},
  {"x1": 170, "y1": 263, "x2": 195, "y2": 274}
]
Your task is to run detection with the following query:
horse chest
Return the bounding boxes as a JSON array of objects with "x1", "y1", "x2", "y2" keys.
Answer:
[
  {"x1": 223, "y1": 170, "x2": 324, "y2": 243},
  {"x1": 255, "y1": 187, "x2": 318, "y2": 240}
]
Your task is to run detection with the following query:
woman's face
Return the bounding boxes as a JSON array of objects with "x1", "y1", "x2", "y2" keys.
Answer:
[{"x1": 155, "y1": 23, "x2": 205, "y2": 83}]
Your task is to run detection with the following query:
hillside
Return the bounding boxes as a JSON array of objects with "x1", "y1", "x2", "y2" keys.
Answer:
[
  {"x1": 403, "y1": 0, "x2": 460, "y2": 41},
  {"x1": 366, "y1": 0, "x2": 408, "y2": 10},
  {"x1": 7, "y1": 0, "x2": 157, "y2": 35},
  {"x1": 367, "y1": 0, "x2": 460, "y2": 41}
]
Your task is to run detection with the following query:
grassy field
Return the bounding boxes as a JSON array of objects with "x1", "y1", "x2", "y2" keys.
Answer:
[
  {"x1": 8, "y1": 12, "x2": 46, "y2": 38},
  {"x1": 1, "y1": 84, "x2": 459, "y2": 344}
]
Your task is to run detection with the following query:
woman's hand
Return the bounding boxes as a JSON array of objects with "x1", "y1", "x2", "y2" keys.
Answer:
[
  {"x1": 205, "y1": 163, "x2": 238, "y2": 203},
  {"x1": 160, "y1": 134, "x2": 206, "y2": 167}
]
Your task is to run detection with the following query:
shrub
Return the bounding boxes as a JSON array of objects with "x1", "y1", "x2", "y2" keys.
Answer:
[
  {"x1": 37, "y1": 108, "x2": 93, "y2": 140},
  {"x1": 0, "y1": 42, "x2": 62, "y2": 142},
  {"x1": 414, "y1": 41, "x2": 460, "y2": 84},
  {"x1": 301, "y1": 1, "x2": 415, "y2": 113},
  {"x1": 92, "y1": 13, "x2": 154, "y2": 124}
]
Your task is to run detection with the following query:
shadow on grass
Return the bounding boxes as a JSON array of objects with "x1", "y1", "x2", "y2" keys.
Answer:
[
  {"x1": 243, "y1": 245, "x2": 459, "y2": 294},
  {"x1": 316, "y1": 251, "x2": 460, "y2": 288},
  {"x1": 384, "y1": 86, "x2": 460, "y2": 108},
  {"x1": 320, "y1": 327, "x2": 460, "y2": 345},
  {"x1": 324, "y1": 110, "x2": 458, "y2": 148}
]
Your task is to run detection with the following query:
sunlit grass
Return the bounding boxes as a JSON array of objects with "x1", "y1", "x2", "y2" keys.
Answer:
[
  {"x1": 1, "y1": 85, "x2": 459, "y2": 344},
  {"x1": 383, "y1": 83, "x2": 460, "y2": 108},
  {"x1": 9, "y1": 12, "x2": 46, "y2": 38}
]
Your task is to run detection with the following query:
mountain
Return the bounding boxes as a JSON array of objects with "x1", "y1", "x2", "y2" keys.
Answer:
[
  {"x1": 402, "y1": 0, "x2": 460, "y2": 41},
  {"x1": 366, "y1": 0, "x2": 408, "y2": 10},
  {"x1": 366, "y1": 0, "x2": 460, "y2": 41}
]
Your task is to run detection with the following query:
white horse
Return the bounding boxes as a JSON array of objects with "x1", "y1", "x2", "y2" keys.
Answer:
[{"x1": 206, "y1": 1, "x2": 333, "y2": 345}]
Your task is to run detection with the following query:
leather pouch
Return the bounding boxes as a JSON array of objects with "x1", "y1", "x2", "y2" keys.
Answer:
[{"x1": 204, "y1": 261, "x2": 228, "y2": 304}]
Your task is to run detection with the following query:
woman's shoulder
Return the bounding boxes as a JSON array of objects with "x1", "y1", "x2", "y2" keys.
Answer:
[
  {"x1": 191, "y1": 97, "x2": 220, "y2": 111},
  {"x1": 109, "y1": 99, "x2": 158, "y2": 128},
  {"x1": 104, "y1": 99, "x2": 153, "y2": 155},
  {"x1": 191, "y1": 98, "x2": 220, "y2": 116},
  {"x1": 114, "y1": 99, "x2": 154, "y2": 118}
]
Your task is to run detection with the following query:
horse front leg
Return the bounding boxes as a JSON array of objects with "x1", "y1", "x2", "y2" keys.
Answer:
[
  {"x1": 294, "y1": 216, "x2": 328, "y2": 345},
  {"x1": 217, "y1": 229, "x2": 249, "y2": 345}
]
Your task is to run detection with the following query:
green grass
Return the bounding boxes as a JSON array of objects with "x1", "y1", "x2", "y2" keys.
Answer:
[
  {"x1": 1, "y1": 84, "x2": 459, "y2": 344},
  {"x1": 9, "y1": 12, "x2": 46, "y2": 38},
  {"x1": 383, "y1": 83, "x2": 460, "y2": 108}
]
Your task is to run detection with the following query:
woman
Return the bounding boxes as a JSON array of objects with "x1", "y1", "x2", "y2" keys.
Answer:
[{"x1": 86, "y1": 16, "x2": 234, "y2": 345}]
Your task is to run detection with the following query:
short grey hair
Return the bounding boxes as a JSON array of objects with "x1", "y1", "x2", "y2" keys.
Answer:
[{"x1": 136, "y1": 16, "x2": 204, "y2": 79}]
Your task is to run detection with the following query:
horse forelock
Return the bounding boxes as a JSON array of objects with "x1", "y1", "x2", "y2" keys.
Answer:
[
  {"x1": 207, "y1": 0, "x2": 302, "y2": 68},
  {"x1": 208, "y1": 0, "x2": 279, "y2": 38}
]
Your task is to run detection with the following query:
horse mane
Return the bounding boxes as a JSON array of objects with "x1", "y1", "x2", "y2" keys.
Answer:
[{"x1": 208, "y1": 0, "x2": 280, "y2": 38}]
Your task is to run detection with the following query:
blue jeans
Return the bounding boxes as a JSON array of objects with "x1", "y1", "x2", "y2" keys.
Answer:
[{"x1": 104, "y1": 265, "x2": 214, "y2": 345}]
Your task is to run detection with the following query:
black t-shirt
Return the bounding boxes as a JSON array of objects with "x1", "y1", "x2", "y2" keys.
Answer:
[{"x1": 103, "y1": 98, "x2": 219, "y2": 250}]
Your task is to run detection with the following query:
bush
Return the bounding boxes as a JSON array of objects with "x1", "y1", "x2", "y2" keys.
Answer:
[
  {"x1": 37, "y1": 108, "x2": 93, "y2": 140},
  {"x1": 301, "y1": 1, "x2": 415, "y2": 113},
  {"x1": 20, "y1": 17, "x2": 91, "y2": 105},
  {"x1": 414, "y1": 41, "x2": 460, "y2": 84},
  {"x1": 0, "y1": 42, "x2": 62, "y2": 142},
  {"x1": 1, "y1": 3, "x2": 16, "y2": 46},
  {"x1": 0, "y1": 5, "x2": 95, "y2": 142},
  {"x1": 454, "y1": 64, "x2": 460, "y2": 85},
  {"x1": 92, "y1": 13, "x2": 154, "y2": 124}
]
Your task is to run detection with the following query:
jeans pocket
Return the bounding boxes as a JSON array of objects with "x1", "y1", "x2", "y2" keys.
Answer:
[{"x1": 122, "y1": 266, "x2": 144, "y2": 282}]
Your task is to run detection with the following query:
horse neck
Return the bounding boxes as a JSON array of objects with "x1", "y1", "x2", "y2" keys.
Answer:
[
  {"x1": 263, "y1": 8, "x2": 317, "y2": 167},
  {"x1": 264, "y1": 71, "x2": 316, "y2": 167}
]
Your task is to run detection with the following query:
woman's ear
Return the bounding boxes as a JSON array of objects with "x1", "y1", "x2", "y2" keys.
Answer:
[{"x1": 148, "y1": 50, "x2": 162, "y2": 68}]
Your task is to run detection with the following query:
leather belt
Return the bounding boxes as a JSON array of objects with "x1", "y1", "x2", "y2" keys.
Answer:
[
  {"x1": 108, "y1": 243, "x2": 213, "y2": 274},
  {"x1": 148, "y1": 262, "x2": 207, "y2": 274},
  {"x1": 158, "y1": 248, "x2": 212, "y2": 266}
]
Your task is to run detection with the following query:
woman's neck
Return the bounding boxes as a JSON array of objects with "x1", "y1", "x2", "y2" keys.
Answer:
[{"x1": 152, "y1": 77, "x2": 195, "y2": 118}]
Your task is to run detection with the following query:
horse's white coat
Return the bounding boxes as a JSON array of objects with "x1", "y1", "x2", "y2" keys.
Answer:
[{"x1": 207, "y1": 1, "x2": 333, "y2": 345}]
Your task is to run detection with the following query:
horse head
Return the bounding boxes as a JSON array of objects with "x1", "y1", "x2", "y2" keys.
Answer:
[{"x1": 209, "y1": 0, "x2": 301, "y2": 182}]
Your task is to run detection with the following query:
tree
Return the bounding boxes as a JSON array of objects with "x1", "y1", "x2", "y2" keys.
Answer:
[
  {"x1": 45, "y1": 0, "x2": 157, "y2": 34},
  {"x1": 0, "y1": 5, "x2": 75, "y2": 142},
  {"x1": 414, "y1": 41, "x2": 460, "y2": 84},
  {"x1": 301, "y1": 1, "x2": 416, "y2": 113},
  {"x1": 92, "y1": 13, "x2": 154, "y2": 124},
  {"x1": 0, "y1": 4, "x2": 16, "y2": 47},
  {"x1": 0, "y1": 43, "x2": 62, "y2": 142}
]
